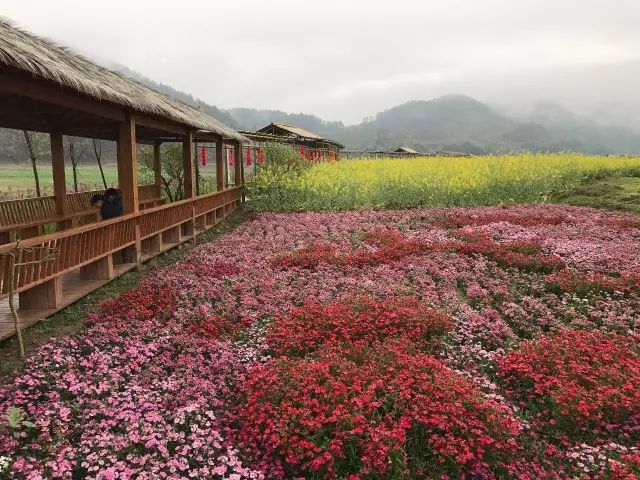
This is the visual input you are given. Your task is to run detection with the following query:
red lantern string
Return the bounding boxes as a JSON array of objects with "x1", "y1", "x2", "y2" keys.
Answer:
[
  {"x1": 228, "y1": 147, "x2": 234, "y2": 166},
  {"x1": 257, "y1": 148, "x2": 265, "y2": 165},
  {"x1": 200, "y1": 147, "x2": 207, "y2": 167},
  {"x1": 246, "y1": 147, "x2": 253, "y2": 166}
]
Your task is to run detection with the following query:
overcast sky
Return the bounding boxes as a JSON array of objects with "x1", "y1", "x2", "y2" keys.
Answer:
[{"x1": 2, "y1": 0, "x2": 639, "y2": 124}]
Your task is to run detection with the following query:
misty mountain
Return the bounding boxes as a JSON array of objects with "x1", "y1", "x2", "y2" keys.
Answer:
[
  {"x1": 111, "y1": 66, "x2": 640, "y2": 155},
  {"x1": 228, "y1": 95, "x2": 640, "y2": 154},
  {"x1": 3, "y1": 63, "x2": 640, "y2": 164},
  {"x1": 112, "y1": 65, "x2": 240, "y2": 129}
]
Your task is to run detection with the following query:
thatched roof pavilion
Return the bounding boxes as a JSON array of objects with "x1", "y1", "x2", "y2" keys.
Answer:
[
  {"x1": 0, "y1": 19, "x2": 245, "y2": 142},
  {"x1": 0, "y1": 19, "x2": 246, "y2": 339}
]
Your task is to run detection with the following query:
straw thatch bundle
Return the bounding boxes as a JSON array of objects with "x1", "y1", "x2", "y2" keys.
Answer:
[{"x1": 0, "y1": 19, "x2": 245, "y2": 142}]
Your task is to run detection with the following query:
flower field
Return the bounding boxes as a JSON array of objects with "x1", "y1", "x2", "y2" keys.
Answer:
[
  {"x1": 249, "y1": 153, "x2": 640, "y2": 211},
  {"x1": 2, "y1": 204, "x2": 640, "y2": 478}
]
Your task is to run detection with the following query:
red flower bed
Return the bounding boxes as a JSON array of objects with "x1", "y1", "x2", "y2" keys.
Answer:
[
  {"x1": 190, "y1": 314, "x2": 252, "y2": 339},
  {"x1": 88, "y1": 285, "x2": 176, "y2": 327},
  {"x1": 452, "y1": 232, "x2": 565, "y2": 274},
  {"x1": 266, "y1": 297, "x2": 453, "y2": 357},
  {"x1": 239, "y1": 344, "x2": 521, "y2": 479},
  {"x1": 432, "y1": 210, "x2": 570, "y2": 229},
  {"x1": 498, "y1": 330, "x2": 640, "y2": 438},
  {"x1": 272, "y1": 243, "x2": 341, "y2": 269},
  {"x1": 546, "y1": 269, "x2": 640, "y2": 296}
]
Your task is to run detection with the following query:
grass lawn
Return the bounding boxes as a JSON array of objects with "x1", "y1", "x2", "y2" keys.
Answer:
[
  {"x1": 0, "y1": 163, "x2": 223, "y2": 199},
  {"x1": 554, "y1": 175, "x2": 640, "y2": 213}
]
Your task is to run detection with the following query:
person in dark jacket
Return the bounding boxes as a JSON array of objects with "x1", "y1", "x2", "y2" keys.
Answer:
[{"x1": 90, "y1": 188, "x2": 123, "y2": 220}]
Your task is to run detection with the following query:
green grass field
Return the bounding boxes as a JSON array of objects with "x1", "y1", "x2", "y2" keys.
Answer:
[
  {"x1": 553, "y1": 175, "x2": 640, "y2": 213},
  {"x1": 0, "y1": 163, "x2": 222, "y2": 199}
]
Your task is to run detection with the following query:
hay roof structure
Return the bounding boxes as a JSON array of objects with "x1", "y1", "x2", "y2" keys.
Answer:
[{"x1": 0, "y1": 19, "x2": 244, "y2": 141}]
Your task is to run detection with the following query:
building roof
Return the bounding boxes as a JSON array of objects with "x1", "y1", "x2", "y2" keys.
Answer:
[
  {"x1": 0, "y1": 19, "x2": 245, "y2": 142},
  {"x1": 394, "y1": 147, "x2": 420, "y2": 154},
  {"x1": 254, "y1": 123, "x2": 344, "y2": 148},
  {"x1": 261, "y1": 123, "x2": 324, "y2": 140}
]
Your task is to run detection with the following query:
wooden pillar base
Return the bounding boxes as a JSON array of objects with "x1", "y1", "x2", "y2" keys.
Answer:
[
  {"x1": 19, "y1": 277, "x2": 63, "y2": 310},
  {"x1": 181, "y1": 220, "x2": 194, "y2": 238},
  {"x1": 80, "y1": 255, "x2": 114, "y2": 281},
  {"x1": 142, "y1": 234, "x2": 163, "y2": 254},
  {"x1": 162, "y1": 226, "x2": 182, "y2": 244},
  {"x1": 113, "y1": 245, "x2": 137, "y2": 265}
]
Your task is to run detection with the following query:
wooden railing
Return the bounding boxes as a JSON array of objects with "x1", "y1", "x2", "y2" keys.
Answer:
[
  {"x1": 0, "y1": 185, "x2": 165, "y2": 243},
  {"x1": 0, "y1": 186, "x2": 243, "y2": 299}
]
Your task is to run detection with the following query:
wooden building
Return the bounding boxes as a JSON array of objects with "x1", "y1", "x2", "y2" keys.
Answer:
[
  {"x1": 394, "y1": 147, "x2": 421, "y2": 155},
  {"x1": 239, "y1": 123, "x2": 343, "y2": 161},
  {"x1": 0, "y1": 20, "x2": 247, "y2": 339}
]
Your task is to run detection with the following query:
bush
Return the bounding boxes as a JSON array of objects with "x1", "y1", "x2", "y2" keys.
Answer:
[
  {"x1": 239, "y1": 344, "x2": 521, "y2": 478},
  {"x1": 498, "y1": 329, "x2": 640, "y2": 439},
  {"x1": 266, "y1": 297, "x2": 453, "y2": 357}
]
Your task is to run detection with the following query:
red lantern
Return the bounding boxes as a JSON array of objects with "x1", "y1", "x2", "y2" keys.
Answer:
[
  {"x1": 228, "y1": 147, "x2": 234, "y2": 166},
  {"x1": 200, "y1": 147, "x2": 207, "y2": 167},
  {"x1": 246, "y1": 147, "x2": 253, "y2": 166},
  {"x1": 257, "y1": 148, "x2": 265, "y2": 165}
]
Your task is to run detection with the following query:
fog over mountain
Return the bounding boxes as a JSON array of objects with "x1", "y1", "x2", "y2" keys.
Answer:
[
  {"x1": 2, "y1": 0, "x2": 639, "y2": 124},
  {"x1": 1, "y1": 0, "x2": 639, "y2": 158}
]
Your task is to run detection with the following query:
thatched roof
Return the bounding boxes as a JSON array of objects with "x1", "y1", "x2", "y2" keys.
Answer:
[
  {"x1": 254, "y1": 123, "x2": 344, "y2": 148},
  {"x1": 262, "y1": 123, "x2": 324, "y2": 140},
  {"x1": 394, "y1": 147, "x2": 420, "y2": 154},
  {"x1": 0, "y1": 19, "x2": 245, "y2": 142}
]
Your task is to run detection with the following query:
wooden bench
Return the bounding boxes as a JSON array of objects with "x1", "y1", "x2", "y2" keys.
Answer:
[{"x1": 0, "y1": 185, "x2": 165, "y2": 244}]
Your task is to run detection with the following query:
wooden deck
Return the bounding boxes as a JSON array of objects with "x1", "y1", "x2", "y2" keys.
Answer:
[
  {"x1": 0, "y1": 187, "x2": 242, "y2": 342},
  {"x1": 0, "y1": 263, "x2": 135, "y2": 340}
]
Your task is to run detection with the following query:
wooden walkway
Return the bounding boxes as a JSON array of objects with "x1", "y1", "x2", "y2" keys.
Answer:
[
  {"x1": 0, "y1": 263, "x2": 135, "y2": 340},
  {"x1": 0, "y1": 223, "x2": 211, "y2": 341}
]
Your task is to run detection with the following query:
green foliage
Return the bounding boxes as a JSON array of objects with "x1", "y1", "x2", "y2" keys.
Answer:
[
  {"x1": 248, "y1": 143, "x2": 309, "y2": 206},
  {"x1": 138, "y1": 144, "x2": 184, "y2": 201},
  {"x1": 6, "y1": 406, "x2": 35, "y2": 439}
]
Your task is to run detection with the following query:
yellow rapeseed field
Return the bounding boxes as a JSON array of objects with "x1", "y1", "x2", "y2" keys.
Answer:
[{"x1": 250, "y1": 153, "x2": 640, "y2": 211}]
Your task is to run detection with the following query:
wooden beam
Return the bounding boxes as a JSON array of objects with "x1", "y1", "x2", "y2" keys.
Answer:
[
  {"x1": 216, "y1": 139, "x2": 224, "y2": 191},
  {"x1": 135, "y1": 114, "x2": 189, "y2": 137},
  {"x1": 0, "y1": 70, "x2": 125, "y2": 122},
  {"x1": 153, "y1": 141, "x2": 162, "y2": 197},
  {"x1": 117, "y1": 114, "x2": 138, "y2": 214},
  {"x1": 50, "y1": 133, "x2": 67, "y2": 216},
  {"x1": 182, "y1": 131, "x2": 195, "y2": 199}
]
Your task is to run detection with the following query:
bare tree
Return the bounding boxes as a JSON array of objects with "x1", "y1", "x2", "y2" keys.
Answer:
[
  {"x1": 92, "y1": 139, "x2": 108, "y2": 189},
  {"x1": 66, "y1": 137, "x2": 88, "y2": 192},
  {"x1": 22, "y1": 131, "x2": 48, "y2": 197},
  {"x1": 138, "y1": 144, "x2": 184, "y2": 201}
]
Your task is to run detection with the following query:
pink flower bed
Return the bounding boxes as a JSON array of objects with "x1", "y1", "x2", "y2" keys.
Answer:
[{"x1": 1, "y1": 204, "x2": 640, "y2": 478}]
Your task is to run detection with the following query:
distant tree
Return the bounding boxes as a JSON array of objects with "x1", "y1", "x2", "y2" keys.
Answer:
[
  {"x1": 92, "y1": 139, "x2": 108, "y2": 189},
  {"x1": 138, "y1": 144, "x2": 184, "y2": 201},
  {"x1": 22, "y1": 131, "x2": 48, "y2": 197},
  {"x1": 66, "y1": 137, "x2": 88, "y2": 192}
]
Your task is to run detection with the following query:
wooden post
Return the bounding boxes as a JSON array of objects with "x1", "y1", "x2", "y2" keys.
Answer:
[
  {"x1": 153, "y1": 141, "x2": 162, "y2": 198},
  {"x1": 183, "y1": 131, "x2": 195, "y2": 199},
  {"x1": 117, "y1": 114, "x2": 141, "y2": 265},
  {"x1": 50, "y1": 133, "x2": 67, "y2": 217},
  {"x1": 234, "y1": 141, "x2": 242, "y2": 187},
  {"x1": 117, "y1": 114, "x2": 138, "y2": 214},
  {"x1": 216, "y1": 139, "x2": 224, "y2": 192}
]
